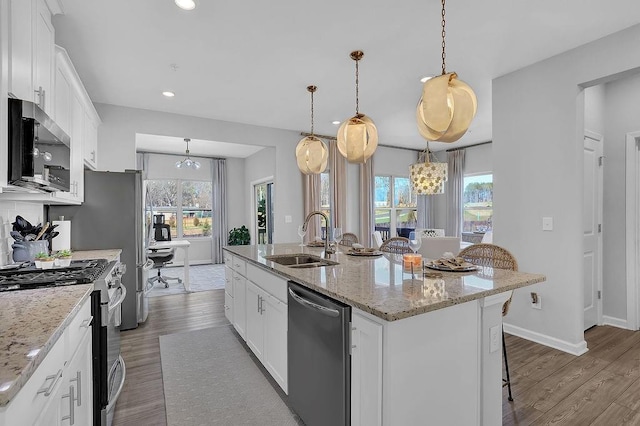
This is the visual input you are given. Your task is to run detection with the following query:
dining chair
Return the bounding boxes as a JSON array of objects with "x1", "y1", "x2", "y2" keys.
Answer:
[
  {"x1": 379, "y1": 237, "x2": 412, "y2": 254},
  {"x1": 372, "y1": 231, "x2": 384, "y2": 249},
  {"x1": 340, "y1": 232, "x2": 359, "y2": 247},
  {"x1": 458, "y1": 243, "x2": 518, "y2": 401}
]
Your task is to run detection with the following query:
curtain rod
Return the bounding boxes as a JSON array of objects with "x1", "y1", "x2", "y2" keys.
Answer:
[
  {"x1": 445, "y1": 141, "x2": 492, "y2": 152},
  {"x1": 300, "y1": 132, "x2": 422, "y2": 153}
]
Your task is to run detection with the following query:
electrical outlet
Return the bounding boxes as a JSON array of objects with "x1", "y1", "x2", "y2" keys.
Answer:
[
  {"x1": 542, "y1": 217, "x2": 553, "y2": 231},
  {"x1": 284, "y1": 215, "x2": 292, "y2": 223},
  {"x1": 490, "y1": 325, "x2": 500, "y2": 353},
  {"x1": 531, "y1": 292, "x2": 542, "y2": 310}
]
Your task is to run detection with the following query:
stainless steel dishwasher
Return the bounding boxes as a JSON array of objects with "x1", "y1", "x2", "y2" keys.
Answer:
[{"x1": 288, "y1": 281, "x2": 351, "y2": 426}]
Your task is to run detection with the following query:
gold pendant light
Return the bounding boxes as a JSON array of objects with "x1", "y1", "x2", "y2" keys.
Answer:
[
  {"x1": 296, "y1": 85, "x2": 328, "y2": 174},
  {"x1": 337, "y1": 50, "x2": 378, "y2": 163},
  {"x1": 416, "y1": 0, "x2": 477, "y2": 143},
  {"x1": 410, "y1": 141, "x2": 448, "y2": 194}
]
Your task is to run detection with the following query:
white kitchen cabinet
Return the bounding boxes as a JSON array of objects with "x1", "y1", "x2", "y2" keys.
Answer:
[
  {"x1": 351, "y1": 310, "x2": 383, "y2": 426},
  {"x1": 54, "y1": 62, "x2": 70, "y2": 134},
  {"x1": 232, "y1": 271, "x2": 246, "y2": 339},
  {"x1": 83, "y1": 112, "x2": 99, "y2": 170},
  {"x1": 244, "y1": 264, "x2": 288, "y2": 393},
  {"x1": 33, "y1": 0, "x2": 54, "y2": 115},
  {"x1": 58, "y1": 329, "x2": 93, "y2": 426},
  {"x1": 223, "y1": 265, "x2": 234, "y2": 323}
]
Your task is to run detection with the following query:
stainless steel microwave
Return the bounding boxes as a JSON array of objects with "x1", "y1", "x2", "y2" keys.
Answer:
[{"x1": 8, "y1": 98, "x2": 71, "y2": 192}]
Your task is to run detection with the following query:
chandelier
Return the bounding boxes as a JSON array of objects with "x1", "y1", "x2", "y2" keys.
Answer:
[
  {"x1": 410, "y1": 142, "x2": 448, "y2": 194},
  {"x1": 175, "y1": 138, "x2": 201, "y2": 169},
  {"x1": 296, "y1": 85, "x2": 328, "y2": 174},
  {"x1": 337, "y1": 50, "x2": 378, "y2": 163},
  {"x1": 416, "y1": 0, "x2": 477, "y2": 143}
]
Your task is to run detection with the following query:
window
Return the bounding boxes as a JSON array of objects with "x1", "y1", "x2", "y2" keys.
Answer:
[
  {"x1": 319, "y1": 171, "x2": 331, "y2": 239},
  {"x1": 147, "y1": 179, "x2": 212, "y2": 239},
  {"x1": 463, "y1": 174, "x2": 493, "y2": 233},
  {"x1": 375, "y1": 175, "x2": 417, "y2": 240}
]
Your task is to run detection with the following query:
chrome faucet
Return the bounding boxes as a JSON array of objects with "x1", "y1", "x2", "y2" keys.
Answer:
[{"x1": 302, "y1": 211, "x2": 334, "y2": 258}]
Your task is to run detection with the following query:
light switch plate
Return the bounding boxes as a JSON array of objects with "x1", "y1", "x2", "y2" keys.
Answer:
[
  {"x1": 284, "y1": 215, "x2": 292, "y2": 223},
  {"x1": 542, "y1": 217, "x2": 553, "y2": 231}
]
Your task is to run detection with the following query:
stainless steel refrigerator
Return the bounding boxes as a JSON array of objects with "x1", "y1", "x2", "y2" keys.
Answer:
[{"x1": 49, "y1": 169, "x2": 147, "y2": 330}]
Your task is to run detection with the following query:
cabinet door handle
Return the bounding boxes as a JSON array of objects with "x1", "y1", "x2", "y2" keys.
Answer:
[
  {"x1": 35, "y1": 86, "x2": 44, "y2": 108},
  {"x1": 37, "y1": 369, "x2": 63, "y2": 396},
  {"x1": 259, "y1": 295, "x2": 265, "y2": 314},
  {"x1": 70, "y1": 371, "x2": 82, "y2": 406},
  {"x1": 62, "y1": 385, "x2": 76, "y2": 425}
]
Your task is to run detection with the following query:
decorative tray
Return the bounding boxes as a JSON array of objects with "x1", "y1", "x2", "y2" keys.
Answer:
[{"x1": 347, "y1": 248, "x2": 383, "y2": 257}]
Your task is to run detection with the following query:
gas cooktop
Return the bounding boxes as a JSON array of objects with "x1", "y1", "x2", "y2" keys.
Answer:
[{"x1": 0, "y1": 259, "x2": 109, "y2": 292}]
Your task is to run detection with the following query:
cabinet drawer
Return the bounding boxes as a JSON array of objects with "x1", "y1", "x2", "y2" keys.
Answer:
[
  {"x1": 65, "y1": 296, "x2": 92, "y2": 362},
  {"x1": 246, "y1": 263, "x2": 287, "y2": 303},
  {"x1": 223, "y1": 251, "x2": 233, "y2": 265},
  {"x1": 231, "y1": 257, "x2": 246, "y2": 276},
  {"x1": 224, "y1": 266, "x2": 233, "y2": 296},
  {"x1": 224, "y1": 290, "x2": 234, "y2": 324}
]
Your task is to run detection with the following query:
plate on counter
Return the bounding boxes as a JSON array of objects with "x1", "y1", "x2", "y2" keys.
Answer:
[
  {"x1": 425, "y1": 263, "x2": 478, "y2": 272},
  {"x1": 306, "y1": 241, "x2": 325, "y2": 247},
  {"x1": 347, "y1": 248, "x2": 383, "y2": 257}
]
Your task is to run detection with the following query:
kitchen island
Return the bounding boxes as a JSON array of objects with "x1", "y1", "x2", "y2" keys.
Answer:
[{"x1": 224, "y1": 243, "x2": 546, "y2": 425}]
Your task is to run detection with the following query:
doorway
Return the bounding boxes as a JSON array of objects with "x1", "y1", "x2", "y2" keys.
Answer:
[
  {"x1": 625, "y1": 131, "x2": 640, "y2": 330},
  {"x1": 253, "y1": 180, "x2": 274, "y2": 244}
]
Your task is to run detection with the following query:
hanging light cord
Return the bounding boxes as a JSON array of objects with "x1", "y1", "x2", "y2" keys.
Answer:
[
  {"x1": 441, "y1": 0, "x2": 447, "y2": 75},
  {"x1": 355, "y1": 58, "x2": 360, "y2": 115},
  {"x1": 310, "y1": 89, "x2": 315, "y2": 135}
]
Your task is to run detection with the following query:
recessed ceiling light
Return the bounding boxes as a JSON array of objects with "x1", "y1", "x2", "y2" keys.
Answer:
[
  {"x1": 420, "y1": 76, "x2": 434, "y2": 83},
  {"x1": 175, "y1": 0, "x2": 196, "y2": 10},
  {"x1": 332, "y1": 120, "x2": 341, "y2": 125},
  {"x1": 162, "y1": 91, "x2": 175, "y2": 97}
]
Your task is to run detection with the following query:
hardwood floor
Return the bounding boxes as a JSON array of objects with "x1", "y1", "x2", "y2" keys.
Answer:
[
  {"x1": 503, "y1": 326, "x2": 640, "y2": 425},
  {"x1": 113, "y1": 290, "x2": 229, "y2": 426},
  {"x1": 113, "y1": 292, "x2": 639, "y2": 425}
]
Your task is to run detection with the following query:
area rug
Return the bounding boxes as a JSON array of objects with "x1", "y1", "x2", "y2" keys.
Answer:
[{"x1": 159, "y1": 325, "x2": 299, "y2": 426}]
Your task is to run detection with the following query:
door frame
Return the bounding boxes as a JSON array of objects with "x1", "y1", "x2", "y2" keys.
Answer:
[
  {"x1": 625, "y1": 131, "x2": 640, "y2": 330},
  {"x1": 250, "y1": 176, "x2": 274, "y2": 245},
  {"x1": 584, "y1": 130, "x2": 604, "y2": 329}
]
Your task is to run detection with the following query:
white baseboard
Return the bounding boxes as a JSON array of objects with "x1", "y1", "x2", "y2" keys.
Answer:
[
  {"x1": 503, "y1": 323, "x2": 588, "y2": 356},
  {"x1": 602, "y1": 315, "x2": 630, "y2": 329}
]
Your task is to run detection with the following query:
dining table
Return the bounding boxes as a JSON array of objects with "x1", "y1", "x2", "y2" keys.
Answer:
[{"x1": 148, "y1": 240, "x2": 192, "y2": 291}]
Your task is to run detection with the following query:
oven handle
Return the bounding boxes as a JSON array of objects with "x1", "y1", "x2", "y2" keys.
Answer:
[
  {"x1": 108, "y1": 285, "x2": 127, "y2": 313},
  {"x1": 105, "y1": 355, "x2": 127, "y2": 413}
]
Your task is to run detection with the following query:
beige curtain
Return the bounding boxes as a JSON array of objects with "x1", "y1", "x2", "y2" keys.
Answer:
[
  {"x1": 329, "y1": 141, "x2": 346, "y2": 231},
  {"x1": 416, "y1": 151, "x2": 434, "y2": 229},
  {"x1": 302, "y1": 173, "x2": 321, "y2": 241},
  {"x1": 446, "y1": 150, "x2": 465, "y2": 237},
  {"x1": 211, "y1": 159, "x2": 227, "y2": 263},
  {"x1": 359, "y1": 156, "x2": 375, "y2": 247}
]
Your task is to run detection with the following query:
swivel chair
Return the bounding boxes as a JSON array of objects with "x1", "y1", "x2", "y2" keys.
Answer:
[{"x1": 147, "y1": 217, "x2": 182, "y2": 288}]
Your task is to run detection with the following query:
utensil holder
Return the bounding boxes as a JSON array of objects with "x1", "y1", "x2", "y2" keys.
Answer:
[{"x1": 12, "y1": 240, "x2": 49, "y2": 262}]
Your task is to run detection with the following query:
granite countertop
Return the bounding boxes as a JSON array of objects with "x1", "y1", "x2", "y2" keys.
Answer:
[
  {"x1": 70, "y1": 248, "x2": 122, "y2": 262},
  {"x1": 0, "y1": 285, "x2": 93, "y2": 406},
  {"x1": 224, "y1": 243, "x2": 546, "y2": 322}
]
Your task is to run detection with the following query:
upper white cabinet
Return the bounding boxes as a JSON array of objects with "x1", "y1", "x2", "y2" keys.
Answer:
[
  {"x1": 83, "y1": 111, "x2": 99, "y2": 170},
  {"x1": 9, "y1": 0, "x2": 57, "y2": 116}
]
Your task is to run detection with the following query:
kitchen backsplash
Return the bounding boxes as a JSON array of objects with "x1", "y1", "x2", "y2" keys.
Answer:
[{"x1": 0, "y1": 201, "x2": 44, "y2": 265}]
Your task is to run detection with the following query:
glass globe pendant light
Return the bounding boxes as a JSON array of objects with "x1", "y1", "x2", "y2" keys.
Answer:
[
  {"x1": 410, "y1": 141, "x2": 448, "y2": 195},
  {"x1": 337, "y1": 50, "x2": 378, "y2": 163},
  {"x1": 296, "y1": 86, "x2": 328, "y2": 174},
  {"x1": 416, "y1": 0, "x2": 477, "y2": 143},
  {"x1": 175, "y1": 138, "x2": 201, "y2": 169}
]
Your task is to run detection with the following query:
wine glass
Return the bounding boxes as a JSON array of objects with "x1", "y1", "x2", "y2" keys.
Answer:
[
  {"x1": 333, "y1": 227, "x2": 343, "y2": 251},
  {"x1": 408, "y1": 231, "x2": 422, "y2": 254},
  {"x1": 297, "y1": 225, "x2": 306, "y2": 247}
]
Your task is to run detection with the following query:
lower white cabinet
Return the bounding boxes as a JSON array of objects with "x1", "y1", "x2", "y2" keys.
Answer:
[
  {"x1": 244, "y1": 279, "x2": 288, "y2": 393},
  {"x1": 351, "y1": 310, "x2": 383, "y2": 426},
  {"x1": 0, "y1": 297, "x2": 93, "y2": 426},
  {"x1": 232, "y1": 271, "x2": 246, "y2": 339},
  {"x1": 223, "y1": 266, "x2": 234, "y2": 324}
]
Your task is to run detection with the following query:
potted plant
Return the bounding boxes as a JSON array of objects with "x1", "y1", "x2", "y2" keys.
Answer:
[
  {"x1": 54, "y1": 249, "x2": 73, "y2": 267},
  {"x1": 228, "y1": 225, "x2": 250, "y2": 245},
  {"x1": 35, "y1": 252, "x2": 55, "y2": 269}
]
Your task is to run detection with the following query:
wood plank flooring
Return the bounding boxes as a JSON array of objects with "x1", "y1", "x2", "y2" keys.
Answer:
[
  {"x1": 113, "y1": 291, "x2": 639, "y2": 425},
  {"x1": 503, "y1": 326, "x2": 640, "y2": 425},
  {"x1": 113, "y1": 290, "x2": 229, "y2": 426}
]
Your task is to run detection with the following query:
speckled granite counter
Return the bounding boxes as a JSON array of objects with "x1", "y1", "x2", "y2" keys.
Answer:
[
  {"x1": 224, "y1": 243, "x2": 546, "y2": 321},
  {"x1": 0, "y1": 285, "x2": 93, "y2": 406},
  {"x1": 70, "y1": 248, "x2": 121, "y2": 262}
]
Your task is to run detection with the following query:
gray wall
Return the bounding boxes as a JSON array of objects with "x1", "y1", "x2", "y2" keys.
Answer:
[
  {"x1": 94, "y1": 103, "x2": 303, "y2": 244},
  {"x1": 493, "y1": 23, "x2": 640, "y2": 352},
  {"x1": 602, "y1": 73, "x2": 640, "y2": 321}
]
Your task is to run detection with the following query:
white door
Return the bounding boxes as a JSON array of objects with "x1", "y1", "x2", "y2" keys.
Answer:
[
  {"x1": 583, "y1": 133, "x2": 603, "y2": 330},
  {"x1": 245, "y1": 281, "x2": 264, "y2": 360},
  {"x1": 263, "y1": 294, "x2": 288, "y2": 393}
]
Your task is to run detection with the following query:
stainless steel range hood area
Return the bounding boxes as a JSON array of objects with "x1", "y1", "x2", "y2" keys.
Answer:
[{"x1": 7, "y1": 98, "x2": 71, "y2": 193}]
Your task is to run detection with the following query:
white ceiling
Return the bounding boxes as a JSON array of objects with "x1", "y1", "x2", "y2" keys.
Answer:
[
  {"x1": 135, "y1": 133, "x2": 264, "y2": 158},
  {"x1": 54, "y1": 1, "x2": 640, "y2": 154}
]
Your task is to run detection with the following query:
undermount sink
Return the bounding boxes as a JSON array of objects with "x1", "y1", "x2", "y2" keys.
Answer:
[{"x1": 264, "y1": 254, "x2": 338, "y2": 268}]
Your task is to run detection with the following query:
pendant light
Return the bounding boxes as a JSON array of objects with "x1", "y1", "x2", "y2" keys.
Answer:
[
  {"x1": 337, "y1": 50, "x2": 378, "y2": 163},
  {"x1": 296, "y1": 86, "x2": 328, "y2": 174},
  {"x1": 410, "y1": 141, "x2": 448, "y2": 194},
  {"x1": 416, "y1": 0, "x2": 477, "y2": 143},
  {"x1": 175, "y1": 138, "x2": 201, "y2": 169}
]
